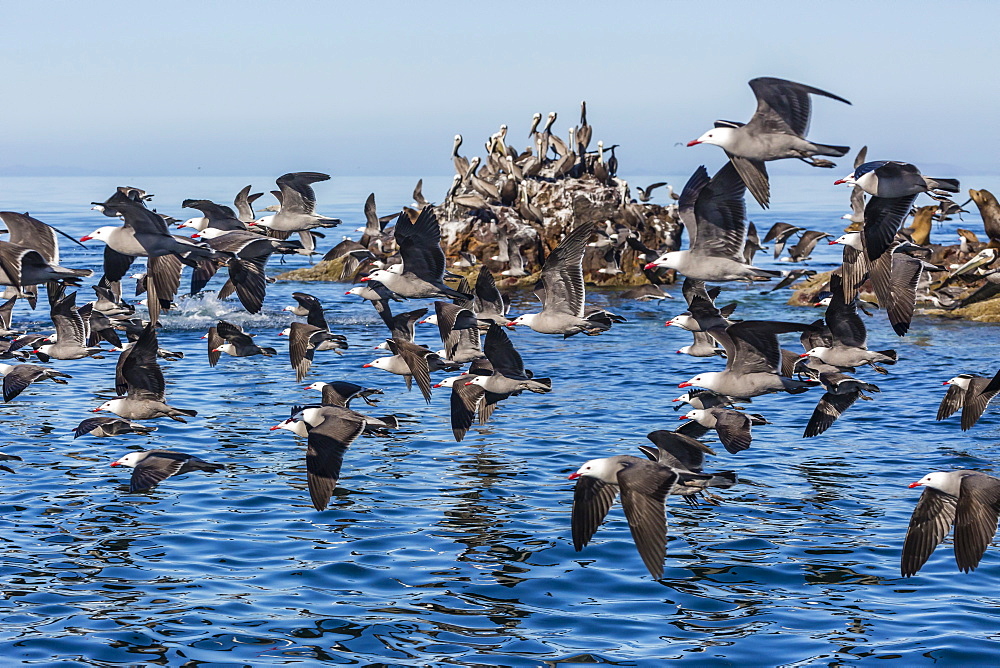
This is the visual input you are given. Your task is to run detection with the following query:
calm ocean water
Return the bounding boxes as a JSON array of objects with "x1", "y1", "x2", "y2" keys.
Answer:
[{"x1": 1, "y1": 173, "x2": 999, "y2": 666}]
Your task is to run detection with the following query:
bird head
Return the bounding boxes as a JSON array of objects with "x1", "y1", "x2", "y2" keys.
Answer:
[{"x1": 109, "y1": 452, "x2": 143, "y2": 468}]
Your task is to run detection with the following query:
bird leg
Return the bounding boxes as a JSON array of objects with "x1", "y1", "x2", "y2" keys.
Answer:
[
  {"x1": 868, "y1": 363, "x2": 889, "y2": 375},
  {"x1": 799, "y1": 157, "x2": 837, "y2": 168}
]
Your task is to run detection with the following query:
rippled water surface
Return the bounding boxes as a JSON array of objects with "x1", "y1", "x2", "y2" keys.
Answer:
[{"x1": 1, "y1": 174, "x2": 999, "y2": 665}]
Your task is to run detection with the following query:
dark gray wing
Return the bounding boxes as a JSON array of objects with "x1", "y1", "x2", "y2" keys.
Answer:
[
  {"x1": 763, "y1": 221, "x2": 801, "y2": 243},
  {"x1": 289, "y1": 322, "x2": 320, "y2": 381},
  {"x1": 73, "y1": 416, "x2": 117, "y2": 438},
  {"x1": 146, "y1": 253, "x2": 183, "y2": 324},
  {"x1": 395, "y1": 206, "x2": 445, "y2": 283},
  {"x1": 961, "y1": 371, "x2": 1000, "y2": 431},
  {"x1": 674, "y1": 420, "x2": 711, "y2": 442},
  {"x1": 388, "y1": 307, "x2": 427, "y2": 342},
  {"x1": 0, "y1": 295, "x2": 16, "y2": 330},
  {"x1": 50, "y1": 292, "x2": 86, "y2": 347},
  {"x1": 474, "y1": 265, "x2": 507, "y2": 318},
  {"x1": 953, "y1": 473, "x2": 1000, "y2": 572},
  {"x1": 386, "y1": 338, "x2": 433, "y2": 403},
  {"x1": 937, "y1": 383, "x2": 967, "y2": 421},
  {"x1": 483, "y1": 323, "x2": 527, "y2": 379},
  {"x1": 216, "y1": 320, "x2": 254, "y2": 348},
  {"x1": 788, "y1": 230, "x2": 830, "y2": 258},
  {"x1": 885, "y1": 253, "x2": 922, "y2": 337},
  {"x1": 450, "y1": 374, "x2": 483, "y2": 442},
  {"x1": 362, "y1": 192, "x2": 379, "y2": 235},
  {"x1": 2, "y1": 364, "x2": 44, "y2": 402},
  {"x1": 116, "y1": 198, "x2": 172, "y2": 237},
  {"x1": 681, "y1": 277, "x2": 711, "y2": 307},
  {"x1": 863, "y1": 194, "x2": 917, "y2": 262},
  {"x1": 617, "y1": 460, "x2": 678, "y2": 579},
  {"x1": 182, "y1": 199, "x2": 245, "y2": 231},
  {"x1": 539, "y1": 221, "x2": 594, "y2": 317},
  {"x1": 746, "y1": 77, "x2": 850, "y2": 138},
  {"x1": 103, "y1": 246, "x2": 136, "y2": 283},
  {"x1": 645, "y1": 430, "x2": 714, "y2": 471},
  {"x1": 306, "y1": 410, "x2": 366, "y2": 511},
  {"x1": 276, "y1": 172, "x2": 329, "y2": 215},
  {"x1": 234, "y1": 185, "x2": 261, "y2": 223},
  {"x1": 0, "y1": 211, "x2": 60, "y2": 263},
  {"x1": 779, "y1": 348, "x2": 800, "y2": 377},
  {"x1": 841, "y1": 245, "x2": 869, "y2": 302},
  {"x1": 206, "y1": 326, "x2": 222, "y2": 367},
  {"x1": 727, "y1": 154, "x2": 770, "y2": 210},
  {"x1": 678, "y1": 166, "x2": 711, "y2": 245},
  {"x1": 824, "y1": 275, "x2": 867, "y2": 348},
  {"x1": 804, "y1": 390, "x2": 859, "y2": 438},
  {"x1": 412, "y1": 178, "x2": 429, "y2": 207},
  {"x1": 571, "y1": 475, "x2": 618, "y2": 551},
  {"x1": 901, "y1": 486, "x2": 958, "y2": 577},
  {"x1": 724, "y1": 320, "x2": 804, "y2": 374},
  {"x1": 118, "y1": 322, "x2": 165, "y2": 400},
  {"x1": 292, "y1": 292, "x2": 328, "y2": 330},
  {"x1": 130, "y1": 453, "x2": 186, "y2": 492},
  {"x1": 712, "y1": 409, "x2": 754, "y2": 453},
  {"x1": 227, "y1": 257, "x2": 267, "y2": 314},
  {"x1": 800, "y1": 318, "x2": 833, "y2": 352},
  {"x1": 689, "y1": 162, "x2": 747, "y2": 259}
]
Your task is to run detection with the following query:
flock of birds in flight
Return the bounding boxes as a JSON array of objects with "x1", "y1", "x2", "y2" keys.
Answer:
[{"x1": 0, "y1": 76, "x2": 999, "y2": 581}]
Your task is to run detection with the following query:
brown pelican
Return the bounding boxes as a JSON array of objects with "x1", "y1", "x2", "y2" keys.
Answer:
[
  {"x1": 576, "y1": 101, "x2": 592, "y2": 154},
  {"x1": 452, "y1": 135, "x2": 469, "y2": 178},
  {"x1": 593, "y1": 141, "x2": 609, "y2": 184}
]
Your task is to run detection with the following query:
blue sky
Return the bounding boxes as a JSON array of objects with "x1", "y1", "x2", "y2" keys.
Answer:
[{"x1": 1, "y1": 1, "x2": 996, "y2": 176}]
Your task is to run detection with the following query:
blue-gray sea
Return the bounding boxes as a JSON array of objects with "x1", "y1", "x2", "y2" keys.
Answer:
[{"x1": 1, "y1": 173, "x2": 998, "y2": 666}]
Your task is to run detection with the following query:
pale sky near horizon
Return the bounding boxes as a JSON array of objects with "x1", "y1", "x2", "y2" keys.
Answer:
[{"x1": 2, "y1": 1, "x2": 997, "y2": 177}]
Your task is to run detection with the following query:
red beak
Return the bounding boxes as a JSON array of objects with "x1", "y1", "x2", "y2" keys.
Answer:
[
  {"x1": 833, "y1": 178, "x2": 847, "y2": 185},
  {"x1": 799, "y1": 353, "x2": 809, "y2": 358},
  {"x1": 567, "y1": 472, "x2": 581, "y2": 480},
  {"x1": 644, "y1": 262, "x2": 657, "y2": 270},
  {"x1": 677, "y1": 416, "x2": 686, "y2": 420},
  {"x1": 360, "y1": 277, "x2": 371, "y2": 282},
  {"x1": 908, "y1": 482, "x2": 922, "y2": 488},
  {"x1": 942, "y1": 381, "x2": 950, "y2": 385},
  {"x1": 110, "y1": 462, "x2": 119, "y2": 467},
  {"x1": 91, "y1": 407, "x2": 101, "y2": 412},
  {"x1": 678, "y1": 382, "x2": 692, "y2": 388},
  {"x1": 269, "y1": 424, "x2": 282, "y2": 431},
  {"x1": 362, "y1": 363, "x2": 372, "y2": 368},
  {"x1": 671, "y1": 398, "x2": 680, "y2": 402},
  {"x1": 191, "y1": 233, "x2": 201, "y2": 238},
  {"x1": 686, "y1": 140, "x2": 701, "y2": 147},
  {"x1": 464, "y1": 381, "x2": 474, "y2": 386},
  {"x1": 344, "y1": 291, "x2": 352, "y2": 295},
  {"x1": 79, "y1": 236, "x2": 92, "y2": 242},
  {"x1": 828, "y1": 240, "x2": 838, "y2": 245}
]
